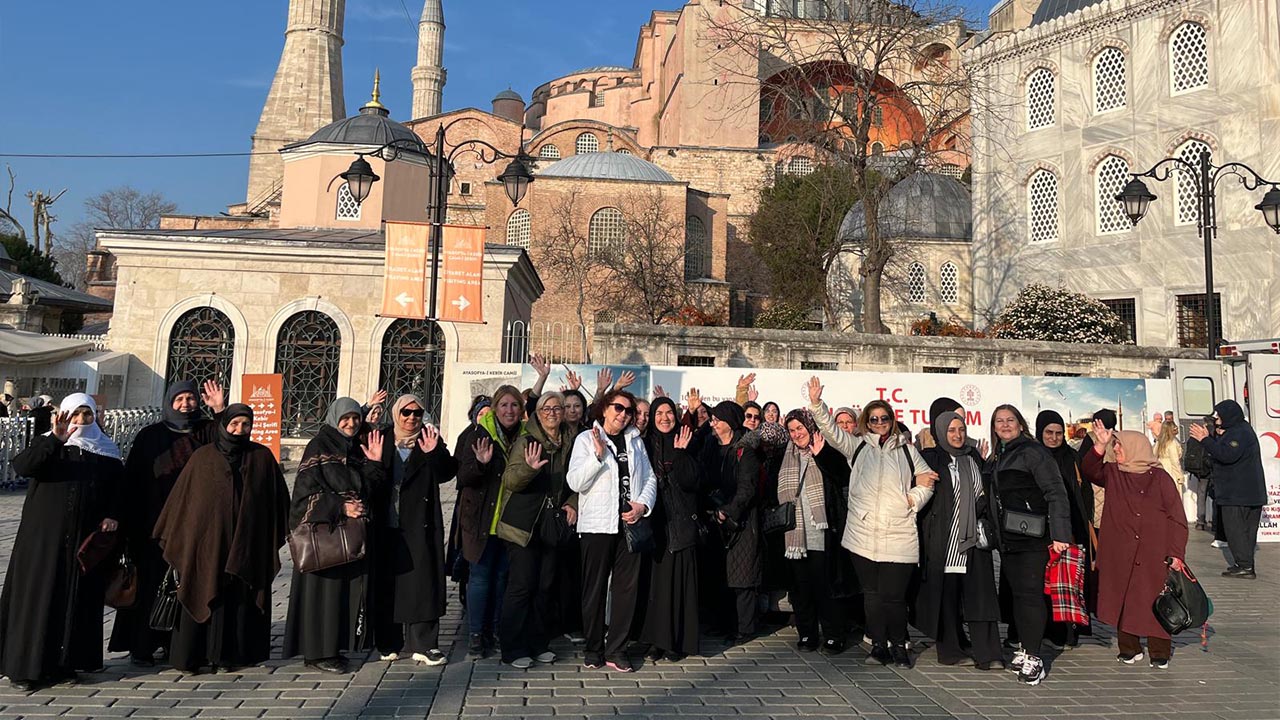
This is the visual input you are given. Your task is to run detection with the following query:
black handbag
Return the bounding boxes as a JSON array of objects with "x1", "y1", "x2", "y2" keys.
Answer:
[
  {"x1": 148, "y1": 566, "x2": 180, "y2": 632},
  {"x1": 1002, "y1": 508, "x2": 1046, "y2": 538},
  {"x1": 764, "y1": 467, "x2": 805, "y2": 535},
  {"x1": 538, "y1": 497, "x2": 574, "y2": 548},
  {"x1": 623, "y1": 517, "x2": 655, "y2": 553},
  {"x1": 1154, "y1": 562, "x2": 1213, "y2": 635}
]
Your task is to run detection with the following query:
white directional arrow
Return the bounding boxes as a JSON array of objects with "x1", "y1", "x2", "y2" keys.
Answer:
[
  {"x1": 451, "y1": 295, "x2": 471, "y2": 311},
  {"x1": 395, "y1": 292, "x2": 414, "y2": 308}
]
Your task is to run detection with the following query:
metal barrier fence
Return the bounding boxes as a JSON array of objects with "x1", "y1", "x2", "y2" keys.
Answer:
[
  {"x1": 0, "y1": 407, "x2": 161, "y2": 489},
  {"x1": 501, "y1": 320, "x2": 588, "y2": 363}
]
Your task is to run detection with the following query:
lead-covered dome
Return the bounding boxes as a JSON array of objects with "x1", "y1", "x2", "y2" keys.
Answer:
[
  {"x1": 538, "y1": 152, "x2": 675, "y2": 183},
  {"x1": 839, "y1": 172, "x2": 971, "y2": 243}
]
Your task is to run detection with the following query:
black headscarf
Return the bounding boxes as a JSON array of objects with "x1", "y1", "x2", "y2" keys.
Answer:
[
  {"x1": 645, "y1": 397, "x2": 681, "y2": 461},
  {"x1": 711, "y1": 400, "x2": 744, "y2": 432},
  {"x1": 163, "y1": 380, "x2": 202, "y2": 433},
  {"x1": 1035, "y1": 409, "x2": 1066, "y2": 443},
  {"x1": 215, "y1": 404, "x2": 254, "y2": 467},
  {"x1": 1214, "y1": 400, "x2": 1245, "y2": 428},
  {"x1": 1092, "y1": 408, "x2": 1117, "y2": 430}
]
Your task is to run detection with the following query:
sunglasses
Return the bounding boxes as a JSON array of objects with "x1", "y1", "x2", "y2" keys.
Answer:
[
  {"x1": 399, "y1": 408, "x2": 426, "y2": 418},
  {"x1": 868, "y1": 415, "x2": 893, "y2": 424},
  {"x1": 744, "y1": 412, "x2": 761, "y2": 420},
  {"x1": 608, "y1": 402, "x2": 635, "y2": 416}
]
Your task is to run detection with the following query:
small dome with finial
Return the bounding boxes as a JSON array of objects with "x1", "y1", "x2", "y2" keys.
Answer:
[{"x1": 294, "y1": 69, "x2": 424, "y2": 149}]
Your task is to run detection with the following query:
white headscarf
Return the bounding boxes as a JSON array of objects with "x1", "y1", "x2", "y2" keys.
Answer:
[{"x1": 53, "y1": 393, "x2": 121, "y2": 460}]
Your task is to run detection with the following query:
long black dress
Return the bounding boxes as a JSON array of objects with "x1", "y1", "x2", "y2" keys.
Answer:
[
  {"x1": 282, "y1": 425, "x2": 383, "y2": 662},
  {"x1": 0, "y1": 435, "x2": 123, "y2": 683}
]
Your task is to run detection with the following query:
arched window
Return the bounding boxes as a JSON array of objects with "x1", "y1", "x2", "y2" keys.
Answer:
[
  {"x1": 379, "y1": 319, "x2": 445, "y2": 422},
  {"x1": 336, "y1": 183, "x2": 361, "y2": 221},
  {"x1": 539, "y1": 144, "x2": 560, "y2": 160},
  {"x1": 506, "y1": 208, "x2": 531, "y2": 248},
  {"x1": 786, "y1": 156, "x2": 814, "y2": 175},
  {"x1": 907, "y1": 262, "x2": 926, "y2": 303},
  {"x1": 939, "y1": 262, "x2": 959, "y2": 305},
  {"x1": 274, "y1": 311, "x2": 341, "y2": 437},
  {"x1": 870, "y1": 141, "x2": 884, "y2": 155},
  {"x1": 588, "y1": 207, "x2": 625, "y2": 259},
  {"x1": 165, "y1": 307, "x2": 234, "y2": 391},
  {"x1": 871, "y1": 105, "x2": 884, "y2": 127},
  {"x1": 684, "y1": 216, "x2": 709, "y2": 280},
  {"x1": 617, "y1": 148, "x2": 632, "y2": 155},
  {"x1": 1093, "y1": 47, "x2": 1127, "y2": 113},
  {"x1": 1026, "y1": 68, "x2": 1055, "y2": 130},
  {"x1": 1095, "y1": 155, "x2": 1131, "y2": 234},
  {"x1": 1175, "y1": 139, "x2": 1211, "y2": 225},
  {"x1": 575, "y1": 132, "x2": 599, "y2": 154},
  {"x1": 1170, "y1": 22, "x2": 1208, "y2": 94},
  {"x1": 1027, "y1": 169, "x2": 1059, "y2": 243}
]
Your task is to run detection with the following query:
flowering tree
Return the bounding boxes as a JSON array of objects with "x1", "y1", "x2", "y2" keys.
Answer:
[{"x1": 989, "y1": 284, "x2": 1127, "y2": 344}]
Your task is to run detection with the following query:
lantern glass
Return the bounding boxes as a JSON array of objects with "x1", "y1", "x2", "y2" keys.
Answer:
[
  {"x1": 1115, "y1": 178, "x2": 1156, "y2": 226},
  {"x1": 340, "y1": 157, "x2": 380, "y2": 203},
  {"x1": 1255, "y1": 187, "x2": 1280, "y2": 233}
]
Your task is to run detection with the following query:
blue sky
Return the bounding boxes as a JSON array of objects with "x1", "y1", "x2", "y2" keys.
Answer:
[{"x1": 0, "y1": 0, "x2": 991, "y2": 232}]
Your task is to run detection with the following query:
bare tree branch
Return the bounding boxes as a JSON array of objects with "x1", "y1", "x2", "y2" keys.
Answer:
[{"x1": 0, "y1": 165, "x2": 25, "y2": 239}]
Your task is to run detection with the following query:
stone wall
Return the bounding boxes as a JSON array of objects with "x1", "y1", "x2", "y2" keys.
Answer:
[{"x1": 592, "y1": 323, "x2": 1205, "y2": 378}]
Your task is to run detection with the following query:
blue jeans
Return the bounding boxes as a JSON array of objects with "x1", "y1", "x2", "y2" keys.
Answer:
[{"x1": 467, "y1": 539, "x2": 509, "y2": 636}]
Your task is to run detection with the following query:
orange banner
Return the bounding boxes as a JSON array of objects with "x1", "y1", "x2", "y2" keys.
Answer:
[
  {"x1": 242, "y1": 373, "x2": 283, "y2": 461},
  {"x1": 438, "y1": 224, "x2": 485, "y2": 324},
  {"x1": 381, "y1": 221, "x2": 430, "y2": 319}
]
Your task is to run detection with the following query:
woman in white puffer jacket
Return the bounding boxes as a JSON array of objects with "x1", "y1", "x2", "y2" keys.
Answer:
[{"x1": 805, "y1": 377, "x2": 936, "y2": 668}]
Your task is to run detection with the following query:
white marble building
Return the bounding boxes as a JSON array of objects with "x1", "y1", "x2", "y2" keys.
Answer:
[{"x1": 964, "y1": 0, "x2": 1280, "y2": 347}]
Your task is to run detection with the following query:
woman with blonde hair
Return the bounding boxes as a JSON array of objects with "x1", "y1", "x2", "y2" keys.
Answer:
[{"x1": 1155, "y1": 421, "x2": 1191, "y2": 516}]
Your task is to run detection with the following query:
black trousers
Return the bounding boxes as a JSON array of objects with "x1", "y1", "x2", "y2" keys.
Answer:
[
  {"x1": 733, "y1": 588, "x2": 757, "y2": 636},
  {"x1": 403, "y1": 620, "x2": 439, "y2": 655},
  {"x1": 1001, "y1": 548, "x2": 1049, "y2": 656},
  {"x1": 580, "y1": 531, "x2": 642, "y2": 659},
  {"x1": 850, "y1": 554, "x2": 914, "y2": 645},
  {"x1": 1220, "y1": 505, "x2": 1262, "y2": 570},
  {"x1": 936, "y1": 573, "x2": 1002, "y2": 664},
  {"x1": 500, "y1": 539, "x2": 558, "y2": 662},
  {"x1": 789, "y1": 551, "x2": 843, "y2": 642}
]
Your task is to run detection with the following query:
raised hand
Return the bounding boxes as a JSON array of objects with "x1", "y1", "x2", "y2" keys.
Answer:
[
  {"x1": 590, "y1": 426, "x2": 606, "y2": 460},
  {"x1": 530, "y1": 353, "x2": 551, "y2": 378},
  {"x1": 615, "y1": 370, "x2": 636, "y2": 391},
  {"x1": 565, "y1": 369, "x2": 583, "y2": 391},
  {"x1": 806, "y1": 376, "x2": 824, "y2": 405},
  {"x1": 653, "y1": 384, "x2": 668, "y2": 399},
  {"x1": 737, "y1": 373, "x2": 756, "y2": 390},
  {"x1": 418, "y1": 425, "x2": 440, "y2": 454},
  {"x1": 524, "y1": 441, "x2": 549, "y2": 471},
  {"x1": 473, "y1": 436, "x2": 494, "y2": 465},
  {"x1": 201, "y1": 380, "x2": 226, "y2": 412},
  {"x1": 100, "y1": 518, "x2": 119, "y2": 532},
  {"x1": 595, "y1": 368, "x2": 614, "y2": 395},
  {"x1": 366, "y1": 389, "x2": 388, "y2": 408},
  {"x1": 1092, "y1": 419, "x2": 1113, "y2": 451},
  {"x1": 811, "y1": 431, "x2": 826, "y2": 455},
  {"x1": 1188, "y1": 423, "x2": 1208, "y2": 441},
  {"x1": 747, "y1": 385, "x2": 759, "y2": 403},
  {"x1": 53, "y1": 410, "x2": 75, "y2": 442},
  {"x1": 978, "y1": 438, "x2": 990, "y2": 459},
  {"x1": 363, "y1": 425, "x2": 381, "y2": 458},
  {"x1": 686, "y1": 387, "x2": 702, "y2": 413},
  {"x1": 673, "y1": 426, "x2": 693, "y2": 450}
]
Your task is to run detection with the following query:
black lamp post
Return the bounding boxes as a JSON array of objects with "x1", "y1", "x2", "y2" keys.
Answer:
[{"x1": 1115, "y1": 150, "x2": 1280, "y2": 358}]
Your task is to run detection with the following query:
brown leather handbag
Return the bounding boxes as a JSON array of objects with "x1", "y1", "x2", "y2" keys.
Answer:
[
  {"x1": 287, "y1": 496, "x2": 367, "y2": 574},
  {"x1": 104, "y1": 555, "x2": 137, "y2": 609}
]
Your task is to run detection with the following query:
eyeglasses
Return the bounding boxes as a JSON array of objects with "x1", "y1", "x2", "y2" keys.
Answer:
[
  {"x1": 399, "y1": 408, "x2": 425, "y2": 418},
  {"x1": 608, "y1": 402, "x2": 635, "y2": 416},
  {"x1": 868, "y1": 415, "x2": 892, "y2": 424},
  {"x1": 540, "y1": 406, "x2": 564, "y2": 415}
]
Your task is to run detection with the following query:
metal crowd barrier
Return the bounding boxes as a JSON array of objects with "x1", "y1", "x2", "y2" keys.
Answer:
[{"x1": 0, "y1": 407, "x2": 161, "y2": 489}]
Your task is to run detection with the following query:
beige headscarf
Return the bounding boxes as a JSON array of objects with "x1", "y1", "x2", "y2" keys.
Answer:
[
  {"x1": 391, "y1": 394, "x2": 430, "y2": 448},
  {"x1": 1113, "y1": 430, "x2": 1160, "y2": 474}
]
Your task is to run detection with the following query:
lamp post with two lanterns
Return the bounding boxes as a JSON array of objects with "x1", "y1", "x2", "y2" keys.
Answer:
[{"x1": 1115, "y1": 150, "x2": 1280, "y2": 359}]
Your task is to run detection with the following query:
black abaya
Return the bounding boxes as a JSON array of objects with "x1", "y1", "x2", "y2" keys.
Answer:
[
  {"x1": 170, "y1": 576, "x2": 271, "y2": 672},
  {"x1": 640, "y1": 548, "x2": 699, "y2": 655}
]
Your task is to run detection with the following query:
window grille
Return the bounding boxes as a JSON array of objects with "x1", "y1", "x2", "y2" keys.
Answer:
[
  {"x1": 336, "y1": 183, "x2": 361, "y2": 220},
  {"x1": 923, "y1": 366, "x2": 960, "y2": 374},
  {"x1": 1175, "y1": 139, "x2": 1210, "y2": 225},
  {"x1": 379, "y1": 319, "x2": 445, "y2": 422},
  {"x1": 787, "y1": 156, "x2": 814, "y2": 176},
  {"x1": 588, "y1": 207, "x2": 625, "y2": 259},
  {"x1": 907, "y1": 262, "x2": 926, "y2": 303},
  {"x1": 800, "y1": 360, "x2": 838, "y2": 371},
  {"x1": 1176, "y1": 293, "x2": 1222, "y2": 349},
  {"x1": 1093, "y1": 47, "x2": 1127, "y2": 113},
  {"x1": 676, "y1": 355, "x2": 715, "y2": 367},
  {"x1": 1095, "y1": 155, "x2": 1131, "y2": 234},
  {"x1": 1170, "y1": 22, "x2": 1209, "y2": 94},
  {"x1": 684, "y1": 216, "x2": 709, "y2": 280},
  {"x1": 1028, "y1": 169, "x2": 1059, "y2": 242},
  {"x1": 1100, "y1": 297, "x2": 1137, "y2": 344},
  {"x1": 506, "y1": 209, "x2": 531, "y2": 248},
  {"x1": 940, "y1": 262, "x2": 959, "y2": 305},
  {"x1": 1026, "y1": 68, "x2": 1055, "y2": 130},
  {"x1": 165, "y1": 307, "x2": 234, "y2": 393},
  {"x1": 275, "y1": 311, "x2": 341, "y2": 438},
  {"x1": 575, "y1": 132, "x2": 598, "y2": 154},
  {"x1": 592, "y1": 91, "x2": 605, "y2": 107},
  {"x1": 617, "y1": 149, "x2": 632, "y2": 155},
  {"x1": 539, "y1": 144, "x2": 560, "y2": 160}
]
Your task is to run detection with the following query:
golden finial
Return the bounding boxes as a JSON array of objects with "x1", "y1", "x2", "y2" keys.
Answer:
[{"x1": 365, "y1": 68, "x2": 385, "y2": 110}]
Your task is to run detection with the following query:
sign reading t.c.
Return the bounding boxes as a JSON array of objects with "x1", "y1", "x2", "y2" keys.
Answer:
[{"x1": 438, "y1": 224, "x2": 485, "y2": 324}]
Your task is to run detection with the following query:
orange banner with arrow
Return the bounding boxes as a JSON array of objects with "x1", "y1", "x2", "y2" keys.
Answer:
[
  {"x1": 438, "y1": 224, "x2": 485, "y2": 324},
  {"x1": 381, "y1": 221, "x2": 430, "y2": 319}
]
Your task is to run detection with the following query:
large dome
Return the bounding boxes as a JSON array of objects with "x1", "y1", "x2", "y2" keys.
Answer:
[
  {"x1": 839, "y1": 173, "x2": 972, "y2": 243},
  {"x1": 538, "y1": 152, "x2": 676, "y2": 183},
  {"x1": 293, "y1": 105, "x2": 424, "y2": 150}
]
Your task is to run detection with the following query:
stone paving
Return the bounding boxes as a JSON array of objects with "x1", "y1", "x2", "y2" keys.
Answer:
[{"x1": 0, "y1": 482, "x2": 1275, "y2": 720}]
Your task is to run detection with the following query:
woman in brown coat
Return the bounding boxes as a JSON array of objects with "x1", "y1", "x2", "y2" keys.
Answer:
[{"x1": 1081, "y1": 425, "x2": 1188, "y2": 669}]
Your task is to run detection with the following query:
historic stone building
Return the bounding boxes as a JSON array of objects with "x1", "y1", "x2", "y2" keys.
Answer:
[{"x1": 964, "y1": 0, "x2": 1280, "y2": 347}]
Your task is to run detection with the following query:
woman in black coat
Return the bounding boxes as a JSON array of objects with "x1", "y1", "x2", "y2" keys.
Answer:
[
  {"x1": 0, "y1": 394, "x2": 123, "y2": 690},
  {"x1": 915, "y1": 411, "x2": 1002, "y2": 670},
  {"x1": 283, "y1": 398, "x2": 384, "y2": 673},
  {"x1": 1036, "y1": 410, "x2": 1095, "y2": 649}
]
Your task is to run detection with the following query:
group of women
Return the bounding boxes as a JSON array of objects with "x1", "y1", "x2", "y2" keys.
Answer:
[{"x1": 0, "y1": 369, "x2": 1190, "y2": 690}]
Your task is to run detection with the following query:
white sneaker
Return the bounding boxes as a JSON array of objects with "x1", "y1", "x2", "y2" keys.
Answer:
[
  {"x1": 1117, "y1": 651, "x2": 1144, "y2": 665},
  {"x1": 413, "y1": 650, "x2": 447, "y2": 666},
  {"x1": 379, "y1": 652, "x2": 399, "y2": 662},
  {"x1": 564, "y1": 633, "x2": 586, "y2": 644},
  {"x1": 509, "y1": 656, "x2": 533, "y2": 669},
  {"x1": 1018, "y1": 654, "x2": 1045, "y2": 685},
  {"x1": 534, "y1": 651, "x2": 557, "y2": 664},
  {"x1": 1009, "y1": 649, "x2": 1026, "y2": 672}
]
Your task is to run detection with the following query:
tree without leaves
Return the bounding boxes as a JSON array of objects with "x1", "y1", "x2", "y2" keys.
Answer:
[
  {"x1": 61, "y1": 186, "x2": 178, "y2": 290},
  {"x1": 0, "y1": 166, "x2": 25, "y2": 239},
  {"x1": 533, "y1": 189, "x2": 606, "y2": 362}
]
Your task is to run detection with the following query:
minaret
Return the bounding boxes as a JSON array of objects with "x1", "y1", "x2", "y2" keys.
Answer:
[
  {"x1": 245, "y1": 0, "x2": 347, "y2": 207},
  {"x1": 411, "y1": 0, "x2": 446, "y2": 119}
]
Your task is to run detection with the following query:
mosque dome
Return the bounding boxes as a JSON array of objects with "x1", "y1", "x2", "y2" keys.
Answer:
[
  {"x1": 839, "y1": 173, "x2": 972, "y2": 243},
  {"x1": 493, "y1": 89, "x2": 524, "y2": 103},
  {"x1": 538, "y1": 152, "x2": 675, "y2": 183},
  {"x1": 291, "y1": 73, "x2": 425, "y2": 152}
]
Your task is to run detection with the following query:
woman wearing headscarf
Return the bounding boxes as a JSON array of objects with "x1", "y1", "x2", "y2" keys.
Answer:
[
  {"x1": 1035, "y1": 410, "x2": 1095, "y2": 650},
  {"x1": 779, "y1": 409, "x2": 851, "y2": 656},
  {"x1": 1082, "y1": 425, "x2": 1188, "y2": 668},
  {"x1": 109, "y1": 380, "x2": 225, "y2": 666},
  {"x1": 454, "y1": 385, "x2": 524, "y2": 657},
  {"x1": 282, "y1": 398, "x2": 384, "y2": 673},
  {"x1": 916, "y1": 397, "x2": 962, "y2": 450},
  {"x1": 154, "y1": 404, "x2": 290, "y2": 676},
  {"x1": 915, "y1": 411, "x2": 1001, "y2": 669},
  {"x1": 368, "y1": 394, "x2": 457, "y2": 666},
  {"x1": 639, "y1": 397, "x2": 700, "y2": 662},
  {"x1": 0, "y1": 394, "x2": 123, "y2": 690},
  {"x1": 696, "y1": 400, "x2": 763, "y2": 646},
  {"x1": 29, "y1": 394, "x2": 55, "y2": 435}
]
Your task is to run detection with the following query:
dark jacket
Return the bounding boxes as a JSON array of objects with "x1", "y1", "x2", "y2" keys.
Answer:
[
  {"x1": 498, "y1": 421, "x2": 575, "y2": 548},
  {"x1": 647, "y1": 430, "x2": 701, "y2": 555},
  {"x1": 455, "y1": 416, "x2": 523, "y2": 563},
  {"x1": 698, "y1": 429, "x2": 762, "y2": 588},
  {"x1": 1200, "y1": 400, "x2": 1266, "y2": 507},
  {"x1": 987, "y1": 435, "x2": 1072, "y2": 552}
]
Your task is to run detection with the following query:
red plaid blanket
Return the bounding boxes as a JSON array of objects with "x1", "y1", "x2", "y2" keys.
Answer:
[{"x1": 1044, "y1": 545, "x2": 1089, "y2": 625}]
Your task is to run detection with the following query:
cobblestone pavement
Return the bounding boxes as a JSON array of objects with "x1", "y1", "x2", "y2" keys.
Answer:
[{"x1": 0, "y1": 483, "x2": 1274, "y2": 720}]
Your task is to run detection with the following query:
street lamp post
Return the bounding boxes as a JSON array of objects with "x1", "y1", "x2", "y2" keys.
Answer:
[
  {"x1": 338, "y1": 120, "x2": 535, "y2": 410},
  {"x1": 1115, "y1": 150, "x2": 1280, "y2": 359}
]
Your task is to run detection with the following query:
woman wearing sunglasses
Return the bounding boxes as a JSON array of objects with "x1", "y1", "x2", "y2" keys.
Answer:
[
  {"x1": 805, "y1": 377, "x2": 937, "y2": 668},
  {"x1": 567, "y1": 389, "x2": 656, "y2": 673}
]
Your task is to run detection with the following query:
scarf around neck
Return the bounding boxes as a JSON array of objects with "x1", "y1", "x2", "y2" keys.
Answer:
[
  {"x1": 55, "y1": 392, "x2": 121, "y2": 460},
  {"x1": 778, "y1": 439, "x2": 827, "y2": 559},
  {"x1": 1114, "y1": 429, "x2": 1160, "y2": 474},
  {"x1": 215, "y1": 404, "x2": 253, "y2": 467},
  {"x1": 162, "y1": 380, "x2": 203, "y2": 433},
  {"x1": 936, "y1": 410, "x2": 981, "y2": 554}
]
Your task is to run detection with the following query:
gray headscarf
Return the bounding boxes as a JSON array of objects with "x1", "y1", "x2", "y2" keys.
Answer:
[{"x1": 324, "y1": 397, "x2": 364, "y2": 433}]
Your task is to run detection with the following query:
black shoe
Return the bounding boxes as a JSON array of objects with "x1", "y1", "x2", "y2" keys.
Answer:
[
  {"x1": 975, "y1": 660, "x2": 1006, "y2": 671},
  {"x1": 890, "y1": 644, "x2": 913, "y2": 668},
  {"x1": 605, "y1": 656, "x2": 635, "y2": 673},
  {"x1": 1194, "y1": 520, "x2": 1207, "y2": 531},
  {"x1": 1226, "y1": 567, "x2": 1257, "y2": 579},
  {"x1": 865, "y1": 643, "x2": 890, "y2": 665},
  {"x1": 9, "y1": 679, "x2": 35, "y2": 692},
  {"x1": 52, "y1": 669, "x2": 79, "y2": 686},
  {"x1": 819, "y1": 638, "x2": 846, "y2": 656},
  {"x1": 130, "y1": 653, "x2": 156, "y2": 668},
  {"x1": 664, "y1": 651, "x2": 686, "y2": 662},
  {"x1": 726, "y1": 633, "x2": 752, "y2": 647},
  {"x1": 583, "y1": 652, "x2": 605, "y2": 670},
  {"x1": 1222, "y1": 566, "x2": 1239, "y2": 577},
  {"x1": 468, "y1": 633, "x2": 485, "y2": 657},
  {"x1": 796, "y1": 636, "x2": 820, "y2": 652},
  {"x1": 305, "y1": 657, "x2": 348, "y2": 674},
  {"x1": 645, "y1": 646, "x2": 665, "y2": 662}
]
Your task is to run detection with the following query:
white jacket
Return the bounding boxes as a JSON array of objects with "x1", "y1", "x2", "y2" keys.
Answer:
[
  {"x1": 566, "y1": 423, "x2": 657, "y2": 535},
  {"x1": 810, "y1": 401, "x2": 933, "y2": 564}
]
